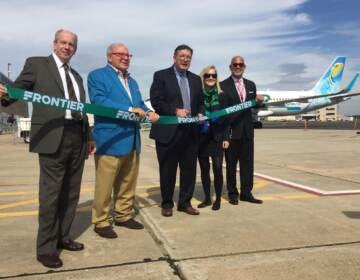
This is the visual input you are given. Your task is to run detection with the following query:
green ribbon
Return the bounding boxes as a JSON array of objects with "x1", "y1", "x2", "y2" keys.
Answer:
[{"x1": 6, "y1": 86, "x2": 259, "y2": 125}]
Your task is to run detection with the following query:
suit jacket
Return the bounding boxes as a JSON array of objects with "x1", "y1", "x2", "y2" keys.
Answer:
[
  {"x1": 149, "y1": 66, "x2": 204, "y2": 144},
  {"x1": 6, "y1": 55, "x2": 89, "y2": 154},
  {"x1": 220, "y1": 76, "x2": 256, "y2": 140},
  {"x1": 88, "y1": 65, "x2": 149, "y2": 156}
]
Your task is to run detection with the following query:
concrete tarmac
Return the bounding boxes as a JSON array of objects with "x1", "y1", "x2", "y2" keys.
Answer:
[{"x1": 0, "y1": 129, "x2": 360, "y2": 279}]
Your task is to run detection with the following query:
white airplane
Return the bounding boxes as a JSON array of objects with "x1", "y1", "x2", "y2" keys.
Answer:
[
  {"x1": 144, "y1": 56, "x2": 360, "y2": 120},
  {"x1": 257, "y1": 56, "x2": 360, "y2": 117}
]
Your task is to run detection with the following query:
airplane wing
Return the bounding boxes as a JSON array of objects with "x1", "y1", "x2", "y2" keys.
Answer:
[
  {"x1": 328, "y1": 91, "x2": 360, "y2": 100},
  {"x1": 264, "y1": 73, "x2": 359, "y2": 106}
]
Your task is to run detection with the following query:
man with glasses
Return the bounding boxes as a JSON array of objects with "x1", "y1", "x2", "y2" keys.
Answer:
[
  {"x1": 88, "y1": 43, "x2": 159, "y2": 238},
  {"x1": 220, "y1": 55, "x2": 264, "y2": 205},
  {"x1": 149, "y1": 44, "x2": 204, "y2": 217}
]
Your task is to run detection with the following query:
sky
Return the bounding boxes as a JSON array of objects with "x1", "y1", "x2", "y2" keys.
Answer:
[{"x1": 1, "y1": 0, "x2": 359, "y2": 115}]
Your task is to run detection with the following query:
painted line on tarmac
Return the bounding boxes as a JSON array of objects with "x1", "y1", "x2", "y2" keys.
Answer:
[
  {"x1": 0, "y1": 198, "x2": 37, "y2": 210},
  {"x1": 254, "y1": 172, "x2": 360, "y2": 196}
]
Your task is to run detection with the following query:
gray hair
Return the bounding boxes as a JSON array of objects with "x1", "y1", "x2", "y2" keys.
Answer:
[
  {"x1": 54, "y1": 29, "x2": 78, "y2": 47},
  {"x1": 106, "y1": 43, "x2": 127, "y2": 56}
]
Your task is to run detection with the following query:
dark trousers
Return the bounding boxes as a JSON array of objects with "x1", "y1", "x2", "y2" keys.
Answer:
[
  {"x1": 37, "y1": 122, "x2": 85, "y2": 255},
  {"x1": 198, "y1": 155, "x2": 223, "y2": 201},
  {"x1": 225, "y1": 137, "x2": 254, "y2": 200},
  {"x1": 155, "y1": 127, "x2": 198, "y2": 209}
]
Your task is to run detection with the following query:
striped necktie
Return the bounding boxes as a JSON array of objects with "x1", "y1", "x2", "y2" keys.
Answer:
[{"x1": 235, "y1": 78, "x2": 246, "y2": 102}]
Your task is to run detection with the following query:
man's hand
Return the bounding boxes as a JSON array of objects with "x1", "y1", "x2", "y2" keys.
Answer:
[
  {"x1": 256, "y1": 94, "x2": 264, "y2": 103},
  {"x1": 88, "y1": 141, "x2": 96, "y2": 155},
  {"x1": 147, "y1": 111, "x2": 160, "y2": 123},
  {"x1": 132, "y1": 107, "x2": 146, "y2": 118},
  {"x1": 175, "y1": 108, "x2": 189, "y2": 117},
  {"x1": 0, "y1": 84, "x2": 9, "y2": 99},
  {"x1": 222, "y1": 140, "x2": 230, "y2": 149}
]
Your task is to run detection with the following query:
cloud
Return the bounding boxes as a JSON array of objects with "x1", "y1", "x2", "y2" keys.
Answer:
[{"x1": 0, "y1": 0, "x2": 359, "y2": 114}]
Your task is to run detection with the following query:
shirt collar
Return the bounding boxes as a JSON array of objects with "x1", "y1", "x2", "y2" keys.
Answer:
[
  {"x1": 173, "y1": 65, "x2": 186, "y2": 78},
  {"x1": 52, "y1": 53, "x2": 71, "y2": 70},
  {"x1": 108, "y1": 64, "x2": 130, "y2": 79},
  {"x1": 232, "y1": 76, "x2": 243, "y2": 83}
]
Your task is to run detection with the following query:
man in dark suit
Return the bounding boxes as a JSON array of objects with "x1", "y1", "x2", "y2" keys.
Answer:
[
  {"x1": 220, "y1": 55, "x2": 263, "y2": 205},
  {"x1": 150, "y1": 44, "x2": 204, "y2": 217},
  {"x1": 0, "y1": 29, "x2": 95, "y2": 268}
]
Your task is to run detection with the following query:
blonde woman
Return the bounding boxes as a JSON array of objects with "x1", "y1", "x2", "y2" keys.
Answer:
[{"x1": 198, "y1": 66, "x2": 229, "y2": 210}]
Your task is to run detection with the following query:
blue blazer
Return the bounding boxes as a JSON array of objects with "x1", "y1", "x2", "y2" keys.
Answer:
[{"x1": 88, "y1": 65, "x2": 149, "y2": 156}]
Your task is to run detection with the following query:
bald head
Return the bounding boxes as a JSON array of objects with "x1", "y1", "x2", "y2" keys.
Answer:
[{"x1": 230, "y1": 55, "x2": 246, "y2": 79}]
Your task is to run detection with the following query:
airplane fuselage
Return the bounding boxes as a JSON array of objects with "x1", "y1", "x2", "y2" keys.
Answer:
[{"x1": 258, "y1": 90, "x2": 338, "y2": 117}]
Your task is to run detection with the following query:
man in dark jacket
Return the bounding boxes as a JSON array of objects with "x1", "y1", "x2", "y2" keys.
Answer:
[
  {"x1": 0, "y1": 29, "x2": 95, "y2": 268},
  {"x1": 149, "y1": 45, "x2": 204, "y2": 217},
  {"x1": 220, "y1": 55, "x2": 263, "y2": 205}
]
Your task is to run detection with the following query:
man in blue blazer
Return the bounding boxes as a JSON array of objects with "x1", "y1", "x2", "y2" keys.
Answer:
[{"x1": 88, "y1": 43, "x2": 159, "y2": 239}]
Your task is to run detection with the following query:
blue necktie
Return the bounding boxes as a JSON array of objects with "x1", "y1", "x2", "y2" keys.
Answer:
[{"x1": 179, "y1": 72, "x2": 191, "y2": 114}]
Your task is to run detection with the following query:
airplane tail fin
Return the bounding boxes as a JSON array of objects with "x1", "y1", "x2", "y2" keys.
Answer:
[{"x1": 311, "y1": 56, "x2": 346, "y2": 94}]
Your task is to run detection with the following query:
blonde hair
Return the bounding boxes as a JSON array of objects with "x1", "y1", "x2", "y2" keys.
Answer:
[{"x1": 199, "y1": 65, "x2": 222, "y2": 94}]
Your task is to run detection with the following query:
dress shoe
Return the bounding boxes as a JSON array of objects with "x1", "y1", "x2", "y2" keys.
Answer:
[
  {"x1": 177, "y1": 206, "x2": 200, "y2": 215},
  {"x1": 115, "y1": 218, "x2": 144, "y2": 230},
  {"x1": 37, "y1": 254, "x2": 63, "y2": 269},
  {"x1": 197, "y1": 199, "x2": 212, "y2": 208},
  {"x1": 161, "y1": 208, "x2": 173, "y2": 217},
  {"x1": 94, "y1": 226, "x2": 118, "y2": 238},
  {"x1": 240, "y1": 194, "x2": 263, "y2": 204},
  {"x1": 58, "y1": 239, "x2": 84, "y2": 251},
  {"x1": 212, "y1": 200, "x2": 221, "y2": 211},
  {"x1": 228, "y1": 198, "x2": 239, "y2": 205}
]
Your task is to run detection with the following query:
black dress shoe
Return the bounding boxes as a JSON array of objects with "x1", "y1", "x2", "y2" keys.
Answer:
[
  {"x1": 115, "y1": 218, "x2": 144, "y2": 230},
  {"x1": 37, "y1": 254, "x2": 63, "y2": 268},
  {"x1": 197, "y1": 200, "x2": 212, "y2": 208},
  {"x1": 212, "y1": 200, "x2": 221, "y2": 211},
  {"x1": 228, "y1": 198, "x2": 239, "y2": 205},
  {"x1": 240, "y1": 194, "x2": 263, "y2": 204},
  {"x1": 161, "y1": 208, "x2": 173, "y2": 217},
  {"x1": 58, "y1": 239, "x2": 84, "y2": 251},
  {"x1": 94, "y1": 226, "x2": 118, "y2": 238},
  {"x1": 177, "y1": 206, "x2": 200, "y2": 215}
]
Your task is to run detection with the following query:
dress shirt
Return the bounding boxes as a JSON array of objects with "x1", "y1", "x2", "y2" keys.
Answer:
[
  {"x1": 109, "y1": 64, "x2": 133, "y2": 111},
  {"x1": 52, "y1": 53, "x2": 81, "y2": 119},
  {"x1": 232, "y1": 76, "x2": 246, "y2": 102}
]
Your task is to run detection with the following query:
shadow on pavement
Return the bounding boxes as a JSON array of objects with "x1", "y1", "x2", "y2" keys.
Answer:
[
  {"x1": 71, "y1": 200, "x2": 93, "y2": 239},
  {"x1": 343, "y1": 211, "x2": 360, "y2": 219}
]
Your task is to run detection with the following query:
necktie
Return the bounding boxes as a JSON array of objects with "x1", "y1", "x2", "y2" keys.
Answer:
[
  {"x1": 179, "y1": 72, "x2": 191, "y2": 114},
  {"x1": 235, "y1": 79, "x2": 246, "y2": 102},
  {"x1": 63, "y1": 64, "x2": 82, "y2": 120}
]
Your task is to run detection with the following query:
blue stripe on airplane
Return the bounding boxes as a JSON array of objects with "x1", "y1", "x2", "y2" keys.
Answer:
[{"x1": 287, "y1": 107, "x2": 302, "y2": 111}]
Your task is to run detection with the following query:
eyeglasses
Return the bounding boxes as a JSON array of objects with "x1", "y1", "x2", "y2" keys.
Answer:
[
  {"x1": 204, "y1": 73, "x2": 217, "y2": 79},
  {"x1": 232, "y1": 63, "x2": 246, "y2": 68},
  {"x1": 112, "y1": 52, "x2": 133, "y2": 58}
]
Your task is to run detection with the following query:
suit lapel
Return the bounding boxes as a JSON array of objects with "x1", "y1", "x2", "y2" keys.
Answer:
[
  {"x1": 72, "y1": 72, "x2": 86, "y2": 102},
  {"x1": 243, "y1": 79, "x2": 254, "y2": 101},
  {"x1": 47, "y1": 55, "x2": 64, "y2": 95},
  {"x1": 226, "y1": 77, "x2": 241, "y2": 103},
  {"x1": 168, "y1": 67, "x2": 183, "y2": 104},
  {"x1": 187, "y1": 72, "x2": 196, "y2": 110}
]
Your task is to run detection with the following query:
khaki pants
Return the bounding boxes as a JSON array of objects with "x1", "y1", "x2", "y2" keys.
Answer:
[{"x1": 92, "y1": 150, "x2": 139, "y2": 228}]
